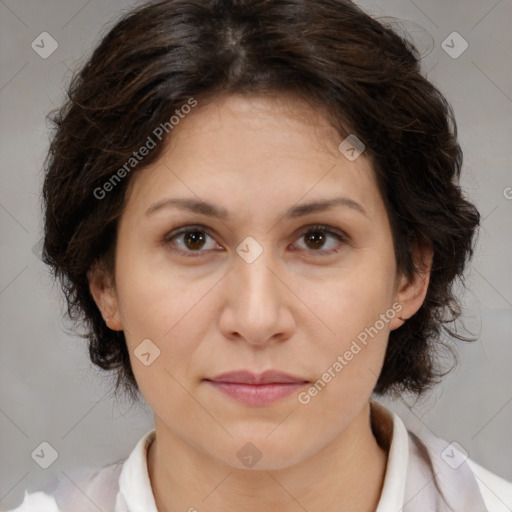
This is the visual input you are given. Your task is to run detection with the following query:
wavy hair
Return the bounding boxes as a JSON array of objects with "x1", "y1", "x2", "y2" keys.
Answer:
[{"x1": 42, "y1": 0, "x2": 480, "y2": 402}]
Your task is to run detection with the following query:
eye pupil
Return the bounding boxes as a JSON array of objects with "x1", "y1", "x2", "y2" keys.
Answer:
[
  {"x1": 184, "y1": 230, "x2": 206, "y2": 250},
  {"x1": 305, "y1": 230, "x2": 326, "y2": 250}
]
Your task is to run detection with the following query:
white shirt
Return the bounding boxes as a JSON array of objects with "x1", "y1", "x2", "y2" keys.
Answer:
[{"x1": 6, "y1": 401, "x2": 512, "y2": 512}]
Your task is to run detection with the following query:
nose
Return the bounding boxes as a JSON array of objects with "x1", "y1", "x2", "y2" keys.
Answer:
[{"x1": 218, "y1": 244, "x2": 296, "y2": 347}]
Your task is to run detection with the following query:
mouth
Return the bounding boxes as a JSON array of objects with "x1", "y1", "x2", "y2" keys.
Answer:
[{"x1": 204, "y1": 370, "x2": 310, "y2": 406}]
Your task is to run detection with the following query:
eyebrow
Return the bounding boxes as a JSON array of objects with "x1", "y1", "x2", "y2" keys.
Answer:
[{"x1": 145, "y1": 196, "x2": 368, "y2": 219}]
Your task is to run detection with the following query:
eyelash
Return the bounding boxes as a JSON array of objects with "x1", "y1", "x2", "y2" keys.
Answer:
[{"x1": 162, "y1": 224, "x2": 348, "y2": 258}]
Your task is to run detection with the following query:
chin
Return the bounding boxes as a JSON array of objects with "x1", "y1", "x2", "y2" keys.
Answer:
[{"x1": 212, "y1": 431, "x2": 314, "y2": 471}]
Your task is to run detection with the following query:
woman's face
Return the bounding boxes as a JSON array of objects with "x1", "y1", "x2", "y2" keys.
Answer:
[{"x1": 91, "y1": 93, "x2": 428, "y2": 469}]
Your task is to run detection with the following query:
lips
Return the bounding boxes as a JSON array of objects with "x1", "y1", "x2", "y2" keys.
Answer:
[
  {"x1": 207, "y1": 370, "x2": 309, "y2": 385},
  {"x1": 205, "y1": 370, "x2": 309, "y2": 406}
]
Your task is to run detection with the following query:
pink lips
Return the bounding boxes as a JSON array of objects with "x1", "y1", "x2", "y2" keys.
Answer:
[{"x1": 205, "y1": 370, "x2": 309, "y2": 406}]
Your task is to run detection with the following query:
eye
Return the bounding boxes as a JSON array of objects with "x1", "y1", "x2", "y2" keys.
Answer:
[
  {"x1": 163, "y1": 223, "x2": 347, "y2": 257},
  {"x1": 163, "y1": 225, "x2": 222, "y2": 257},
  {"x1": 292, "y1": 224, "x2": 347, "y2": 255}
]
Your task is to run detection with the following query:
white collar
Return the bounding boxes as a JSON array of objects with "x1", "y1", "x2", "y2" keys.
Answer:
[
  {"x1": 115, "y1": 401, "x2": 410, "y2": 512},
  {"x1": 374, "y1": 401, "x2": 409, "y2": 511},
  {"x1": 115, "y1": 429, "x2": 157, "y2": 512}
]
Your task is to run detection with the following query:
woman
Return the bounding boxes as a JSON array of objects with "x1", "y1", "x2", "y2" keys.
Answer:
[{"x1": 8, "y1": 0, "x2": 512, "y2": 510}]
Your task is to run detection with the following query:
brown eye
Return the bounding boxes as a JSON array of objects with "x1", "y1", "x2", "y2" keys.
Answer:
[
  {"x1": 304, "y1": 230, "x2": 327, "y2": 250},
  {"x1": 294, "y1": 225, "x2": 347, "y2": 255},
  {"x1": 182, "y1": 229, "x2": 208, "y2": 250},
  {"x1": 164, "y1": 226, "x2": 220, "y2": 256},
  {"x1": 164, "y1": 223, "x2": 347, "y2": 258}
]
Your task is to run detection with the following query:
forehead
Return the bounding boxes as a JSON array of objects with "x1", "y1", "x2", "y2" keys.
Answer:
[
  {"x1": 123, "y1": 93, "x2": 383, "y2": 221},
  {"x1": 165, "y1": 93, "x2": 352, "y2": 162}
]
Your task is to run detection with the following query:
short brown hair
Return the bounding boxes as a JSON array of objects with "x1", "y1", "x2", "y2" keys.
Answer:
[{"x1": 42, "y1": 0, "x2": 480, "y2": 402}]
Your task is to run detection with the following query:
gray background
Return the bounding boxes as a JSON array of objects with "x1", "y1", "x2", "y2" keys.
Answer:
[{"x1": 1, "y1": 0, "x2": 511, "y2": 509}]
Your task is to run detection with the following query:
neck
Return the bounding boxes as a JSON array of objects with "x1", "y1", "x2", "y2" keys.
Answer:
[{"x1": 148, "y1": 401, "x2": 389, "y2": 512}]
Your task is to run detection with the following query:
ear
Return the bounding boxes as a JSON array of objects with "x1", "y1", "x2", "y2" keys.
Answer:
[
  {"x1": 389, "y1": 240, "x2": 433, "y2": 331},
  {"x1": 87, "y1": 261, "x2": 123, "y2": 331}
]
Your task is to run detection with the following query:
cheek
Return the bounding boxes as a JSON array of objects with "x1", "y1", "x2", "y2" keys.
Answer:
[
  {"x1": 299, "y1": 251, "x2": 396, "y2": 344},
  {"x1": 116, "y1": 237, "x2": 191, "y2": 328},
  {"x1": 114, "y1": 248, "x2": 214, "y2": 378},
  {"x1": 295, "y1": 250, "x2": 396, "y2": 397}
]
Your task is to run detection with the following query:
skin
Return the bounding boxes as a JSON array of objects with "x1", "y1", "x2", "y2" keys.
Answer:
[{"x1": 89, "y1": 93, "x2": 432, "y2": 512}]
